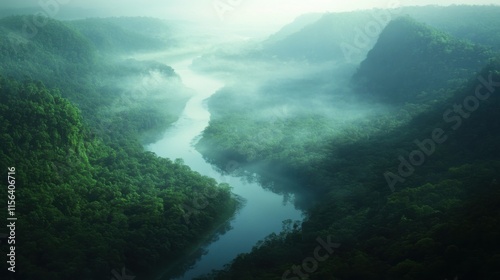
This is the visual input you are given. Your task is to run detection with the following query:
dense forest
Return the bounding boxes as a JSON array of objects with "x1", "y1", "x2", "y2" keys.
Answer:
[
  {"x1": 0, "y1": 16, "x2": 237, "y2": 280},
  {"x1": 195, "y1": 6, "x2": 500, "y2": 280},
  {"x1": 1, "y1": 4, "x2": 500, "y2": 280}
]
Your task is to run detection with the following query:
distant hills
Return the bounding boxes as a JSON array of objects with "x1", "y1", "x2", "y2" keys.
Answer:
[
  {"x1": 261, "y1": 10, "x2": 387, "y2": 62},
  {"x1": 259, "y1": 5, "x2": 500, "y2": 63}
]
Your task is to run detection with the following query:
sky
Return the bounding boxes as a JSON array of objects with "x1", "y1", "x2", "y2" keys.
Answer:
[{"x1": 1, "y1": 0, "x2": 500, "y2": 31}]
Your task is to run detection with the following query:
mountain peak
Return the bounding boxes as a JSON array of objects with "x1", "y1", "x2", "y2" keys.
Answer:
[{"x1": 353, "y1": 15, "x2": 493, "y2": 104}]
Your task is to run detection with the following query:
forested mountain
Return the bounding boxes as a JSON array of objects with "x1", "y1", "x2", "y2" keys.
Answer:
[
  {"x1": 194, "y1": 5, "x2": 500, "y2": 68},
  {"x1": 0, "y1": 16, "x2": 95, "y2": 78},
  {"x1": 0, "y1": 16, "x2": 237, "y2": 280},
  {"x1": 195, "y1": 9, "x2": 500, "y2": 280},
  {"x1": 0, "y1": 16, "x2": 189, "y2": 142},
  {"x1": 1, "y1": 4, "x2": 499, "y2": 280},
  {"x1": 405, "y1": 5, "x2": 500, "y2": 50},
  {"x1": 200, "y1": 58, "x2": 500, "y2": 280},
  {"x1": 264, "y1": 5, "x2": 500, "y2": 64},
  {"x1": 353, "y1": 16, "x2": 494, "y2": 104}
]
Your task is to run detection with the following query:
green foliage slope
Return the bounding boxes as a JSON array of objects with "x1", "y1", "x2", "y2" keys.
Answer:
[
  {"x1": 353, "y1": 16, "x2": 494, "y2": 104},
  {"x1": 199, "y1": 51, "x2": 500, "y2": 280},
  {"x1": 0, "y1": 16, "x2": 189, "y2": 142},
  {"x1": 0, "y1": 16, "x2": 236, "y2": 280},
  {"x1": 196, "y1": 14, "x2": 500, "y2": 280}
]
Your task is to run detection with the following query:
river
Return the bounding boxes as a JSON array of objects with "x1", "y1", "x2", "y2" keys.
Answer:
[{"x1": 144, "y1": 56, "x2": 304, "y2": 279}]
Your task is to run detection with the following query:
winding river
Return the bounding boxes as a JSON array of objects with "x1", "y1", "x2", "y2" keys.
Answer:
[{"x1": 144, "y1": 56, "x2": 303, "y2": 279}]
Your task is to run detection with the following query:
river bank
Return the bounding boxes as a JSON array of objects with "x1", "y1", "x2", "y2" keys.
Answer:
[{"x1": 145, "y1": 56, "x2": 303, "y2": 279}]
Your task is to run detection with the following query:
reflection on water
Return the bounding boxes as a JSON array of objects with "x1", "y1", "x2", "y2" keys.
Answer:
[{"x1": 145, "y1": 56, "x2": 303, "y2": 279}]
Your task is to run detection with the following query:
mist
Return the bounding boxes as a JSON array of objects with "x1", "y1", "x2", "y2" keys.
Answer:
[
  {"x1": 2, "y1": 0, "x2": 499, "y2": 37},
  {"x1": 2, "y1": 1, "x2": 500, "y2": 280}
]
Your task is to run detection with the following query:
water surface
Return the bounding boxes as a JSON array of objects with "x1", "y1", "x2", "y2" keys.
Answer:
[{"x1": 146, "y1": 56, "x2": 303, "y2": 279}]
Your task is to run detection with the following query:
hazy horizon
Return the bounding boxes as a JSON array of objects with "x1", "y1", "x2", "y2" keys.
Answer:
[{"x1": 1, "y1": 0, "x2": 500, "y2": 37}]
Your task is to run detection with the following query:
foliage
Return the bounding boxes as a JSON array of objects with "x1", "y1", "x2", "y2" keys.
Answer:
[
  {"x1": 0, "y1": 16, "x2": 190, "y2": 143},
  {"x1": 406, "y1": 5, "x2": 500, "y2": 51},
  {"x1": 0, "y1": 16, "x2": 236, "y2": 280},
  {"x1": 353, "y1": 16, "x2": 494, "y2": 104},
  {"x1": 195, "y1": 14, "x2": 500, "y2": 280}
]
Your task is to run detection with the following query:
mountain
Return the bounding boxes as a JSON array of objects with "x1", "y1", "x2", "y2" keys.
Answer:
[
  {"x1": 195, "y1": 7, "x2": 500, "y2": 280},
  {"x1": 265, "y1": 13, "x2": 324, "y2": 44},
  {"x1": 353, "y1": 16, "x2": 494, "y2": 104},
  {"x1": 200, "y1": 54, "x2": 500, "y2": 280},
  {"x1": 404, "y1": 5, "x2": 500, "y2": 51},
  {"x1": 0, "y1": 15, "x2": 95, "y2": 73},
  {"x1": 259, "y1": 5, "x2": 500, "y2": 64},
  {"x1": 261, "y1": 10, "x2": 392, "y2": 63}
]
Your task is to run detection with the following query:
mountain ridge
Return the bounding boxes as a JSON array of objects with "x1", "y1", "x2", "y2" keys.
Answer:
[{"x1": 353, "y1": 16, "x2": 494, "y2": 104}]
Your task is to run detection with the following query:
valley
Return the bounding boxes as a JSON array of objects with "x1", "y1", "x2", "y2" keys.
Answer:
[{"x1": 0, "y1": 3, "x2": 499, "y2": 280}]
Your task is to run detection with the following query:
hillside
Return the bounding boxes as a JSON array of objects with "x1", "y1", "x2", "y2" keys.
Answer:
[
  {"x1": 213, "y1": 5, "x2": 500, "y2": 66},
  {"x1": 261, "y1": 10, "x2": 388, "y2": 63},
  {"x1": 353, "y1": 16, "x2": 493, "y2": 104},
  {"x1": 265, "y1": 13, "x2": 324, "y2": 44},
  {"x1": 195, "y1": 11, "x2": 500, "y2": 280},
  {"x1": 199, "y1": 48, "x2": 500, "y2": 280},
  {"x1": 405, "y1": 5, "x2": 500, "y2": 51},
  {"x1": 0, "y1": 16, "x2": 190, "y2": 143},
  {"x1": 0, "y1": 17, "x2": 237, "y2": 280},
  {"x1": 0, "y1": 16, "x2": 95, "y2": 78},
  {"x1": 1, "y1": 5, "x2": 499, "y2": 280}
]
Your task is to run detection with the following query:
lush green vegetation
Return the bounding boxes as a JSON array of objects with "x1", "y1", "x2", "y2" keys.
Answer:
[
  {"x1": 0, "y1": 15, "x2": 189, "y2": 142},
  {"x1": 0, "y1": 16, "x2": 236, "y2": 280},
  {"x1": 406, "y1": 5, "x2": 500, "y2": 51},
  {"x1": 354, "y1": 16, "x2": 494, "y2": 104},
  {"x1": 195, "y1": 12, "x2": 500, "y2": 280},
  {"x1": 1, "y1": 5, "x2": 499, "y2": 280}
]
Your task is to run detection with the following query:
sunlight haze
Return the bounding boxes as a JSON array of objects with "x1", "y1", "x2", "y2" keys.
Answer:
[{"x1": 1, "y1": 0, "x2": 500, "y2": 33}]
